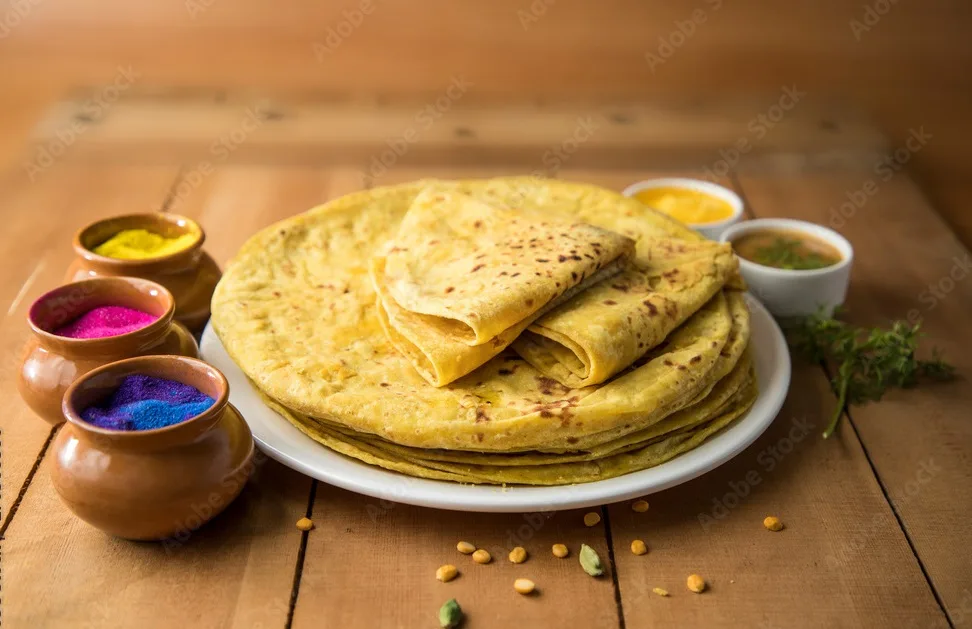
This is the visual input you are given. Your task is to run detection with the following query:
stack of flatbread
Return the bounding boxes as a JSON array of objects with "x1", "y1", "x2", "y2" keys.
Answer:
[{"x1": 212, "y1": 178, "x2": 756, "y2": 485}]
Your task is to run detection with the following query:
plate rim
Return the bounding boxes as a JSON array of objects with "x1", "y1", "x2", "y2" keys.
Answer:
[{"x1": 200, "y1": 293, "x2": 790, "y2": 512}]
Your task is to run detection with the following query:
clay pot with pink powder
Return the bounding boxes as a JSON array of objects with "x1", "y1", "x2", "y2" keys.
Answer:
[{"x1": 18, "y1": 277, "x2": 199, "y2": 425}]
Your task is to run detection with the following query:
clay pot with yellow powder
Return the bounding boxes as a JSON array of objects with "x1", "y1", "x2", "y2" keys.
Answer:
[{"x1": 66, "y1": 213, "x2": 222, "y2": 331}]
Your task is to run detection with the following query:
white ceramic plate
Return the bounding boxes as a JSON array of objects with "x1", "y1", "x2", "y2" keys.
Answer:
[{"x1": 200, "y1": 294, "x2": 790, "y2": 512}]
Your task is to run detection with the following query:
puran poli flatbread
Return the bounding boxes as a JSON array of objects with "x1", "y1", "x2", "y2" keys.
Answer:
[
  {"x1": 513, "y1": 238, "x2": 738, "y2": 387},
  {"x1": 268, "y1": 377, "x2": 758, "y2": 486},
  {"x1": 211, "y1": 178, "x2": 751, "y2": 454},
  {"x1": 377, "y1": 186, "x2": 633, "y2": 346},
  {"x1": 283, "y1": 356, "x2": 755, "y2": 468}
]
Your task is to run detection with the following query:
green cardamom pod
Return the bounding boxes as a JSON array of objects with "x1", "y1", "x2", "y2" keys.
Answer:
[
  {"x1": 439, "y1": 598, "x2": 463, "y2": 628},
  {"x1": 579, "y1": 543, "x2": 604, "y2": 577}
]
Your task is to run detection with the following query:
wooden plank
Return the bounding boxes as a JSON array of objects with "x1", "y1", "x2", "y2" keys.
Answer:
[
  {"x1": 293, "y1": 485, "x2": 620, "y2": 628},
  {"x1": 609, "y1": 364, "x2": 947, "y2": 628},
  {"x1": 737, "y1": 170, "x2": 972, "y2": 625},
  {"x1": 25, "y1": 93, "x2": 889, "y2": 173},
  {"x1": 4, "y1": 453, "x2": 310, "y2": 628},
  {"x1": 2, "y1": 164, "x2": 368, "y2": 627},
  {"x1": 0, "y1": 164, "x2": 182, "y2": 526}
]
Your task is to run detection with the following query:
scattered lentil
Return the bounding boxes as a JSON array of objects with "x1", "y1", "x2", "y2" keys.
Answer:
[
  {"x1": 436, "y1": 565, "x2": 458, "y2": 582},
  {"x1": 763, "y1": 515, "x2": 784, "y2": 531},
  {"x1": 295, "y1": 517, "x2": 314, "y2": 531},
  {"x1": 552, "y1": 544, "x2": 569, "y2": 558},
  {"x1": 94, "y1": 229, "x2": 196, "y2": 260},
  {"x1": 52, "y1": 305, "x2": 157, "y2": 339},
  {"x1": 472, "y1": 549, "x2": 492, "y2": 564},
  {"x1": 652, "y1": 587, "x2": 670, "y2": 597},
  {"x1": 508, "y1": 547, "x2": 528, "y2": 564},
  {"x1": 456, "y1": 541, "x2": 476, "y2": 554},
  {"x1": 631, "y1": 499, "x2": 650, "y2": 513},
  {"x1": 630, "y1": 540, "x2": 648, "y2": 556},
  {"x1": 583, "y1": 511, "x2": 601, "y2": 527},
  {"x1": 513, "y1": 578, "x2": 536, "y2": 595},
  {"x1": 80, "y1": 374, "x2": 215, "y2": 431},
  {"x1": 686, "y1": 574, "x2": 706, "y2": 593}
]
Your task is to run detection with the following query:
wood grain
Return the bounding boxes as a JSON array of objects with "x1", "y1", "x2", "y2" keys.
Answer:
[
  {"x1": 293, "y1": 485, "x2": 621, "y2": 628},
  {"x1": 737, "y1": 171, "x2": 972, "y2": 626},
  {"x1": 4, "y1": 451, "x2": 310, "y2": 628},
  {"x1": 23, "y1": 93, "x2": 888, "y2": 175},
  {"x1": 609, "y1": 364, "x2": 948, "y2": 628}
]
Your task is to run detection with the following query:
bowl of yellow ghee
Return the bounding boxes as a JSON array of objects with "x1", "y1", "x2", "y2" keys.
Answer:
[{"x1": 622, "y1": 177, "x2": 744, "y2": 240}]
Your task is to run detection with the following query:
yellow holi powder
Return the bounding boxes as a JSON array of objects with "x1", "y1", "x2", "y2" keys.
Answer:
[
  {"x1": 93, "y1": 229, "x2": 196, "y2": 260},
  {"x1": 634, "y1": 187, "x2": 735, "y2": 225}
]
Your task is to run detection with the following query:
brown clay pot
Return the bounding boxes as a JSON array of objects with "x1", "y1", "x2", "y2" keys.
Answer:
[
  {"x1": 52, "y1": 355, "x2": 255, "y2": 541},
  {"x1": 18, "y1": 277, "x2": 199, "y2": 425},
  {"x1": 65, "y1": 213, "x2": 222, "y2": 332}
]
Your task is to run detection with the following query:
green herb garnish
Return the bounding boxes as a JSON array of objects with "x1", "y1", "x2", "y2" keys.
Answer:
[
  {"x1": 753, "y1": 237, "x2": 837, "y2": 270},
  {"x1": 786, "y1": 311, "x2": 955, "y2": 438}
]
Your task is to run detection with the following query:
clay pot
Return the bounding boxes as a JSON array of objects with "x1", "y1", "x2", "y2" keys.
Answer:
[
  {"x1": 18, "y1": 277, "x2": 198, "y2": 425},
  {"x1": 52, "y1": 355, "x2": 255, "y2": 541},
  {"x1": 65, "y1": 213, "x2": 222, "y2": 332}
]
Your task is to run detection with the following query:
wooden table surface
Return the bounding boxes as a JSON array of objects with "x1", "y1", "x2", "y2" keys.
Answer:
[{"x1": 2, "y1": 93, "x2": 970, "y2": 629}]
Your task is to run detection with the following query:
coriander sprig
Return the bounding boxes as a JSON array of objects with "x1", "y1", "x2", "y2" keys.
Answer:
[{"x1": 785, "y1": 311, "x2": 955, "y2": 438}]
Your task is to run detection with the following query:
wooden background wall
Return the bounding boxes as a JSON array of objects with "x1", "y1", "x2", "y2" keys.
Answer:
[{"x1": 1, "y1": 0, "x2": 969, "y2": 235}]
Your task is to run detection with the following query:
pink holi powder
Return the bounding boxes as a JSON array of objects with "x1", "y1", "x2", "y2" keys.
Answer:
[{"x1": 51, "y1": 306, "x2": 158, "y2": 339}]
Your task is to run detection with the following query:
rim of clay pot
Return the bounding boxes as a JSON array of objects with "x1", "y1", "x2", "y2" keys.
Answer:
[
  {"x1": 61, "y1": 355, "x2": 230, "y2": 450},
  {"x1": 28, "y1": 277, "x2": 177, "y2": 357},
  {"x1": 73, "y1": 213, "x2": 205, "y2": 275}
]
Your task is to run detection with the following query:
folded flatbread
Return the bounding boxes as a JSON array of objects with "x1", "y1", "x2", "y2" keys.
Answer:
[
  {"x1": 513, "y1": 238, "x2": 738, "y2": 387},
  {"x1": 372, "y1": 186, "x2": 634, "y2": 386}
]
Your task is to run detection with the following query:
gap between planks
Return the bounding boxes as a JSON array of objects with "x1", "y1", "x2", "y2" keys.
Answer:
[{"x1": 728, "y1": 168, "x2": 955, "y2": 628}]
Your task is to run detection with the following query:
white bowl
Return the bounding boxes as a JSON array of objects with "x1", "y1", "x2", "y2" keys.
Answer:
[
  {"x1": 720, "y1": 218, "x2": 854, "y2": 318},
  {"x1": 622, "y1": 177, "x2": 744, "y2": 240}
]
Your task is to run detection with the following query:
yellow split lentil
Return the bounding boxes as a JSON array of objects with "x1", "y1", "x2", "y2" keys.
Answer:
[
  {"x1": 631, "y1": 499, "x2": 650, "y2": 513},
  {"x1": 552, "y1": 544, "x2": 569, "y2": 558},
  {"x1": 436, "y1": 564, "x2": 459, "y2": 582},
  {"x1": 630, "y1": 540, "x2": 648, "y2": 555},
  {"x1": 508, "y1": 547, "x2": 528, "y2": 564},
  {"x1": 472, "y1": 549, "x2": 492, "y2": 564},
  {"x1": 583, "y1": 512, "x2": 601, "y2": 527},
  {"x1": 295, "y1": 517, "x2": 314, "y2": 531},
  {"x1": 763, "y1": 516, "x2": 784, "y2": 531},
  {"x1": 686, "y1": 574, "x2": 706, "y2": 593}
]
